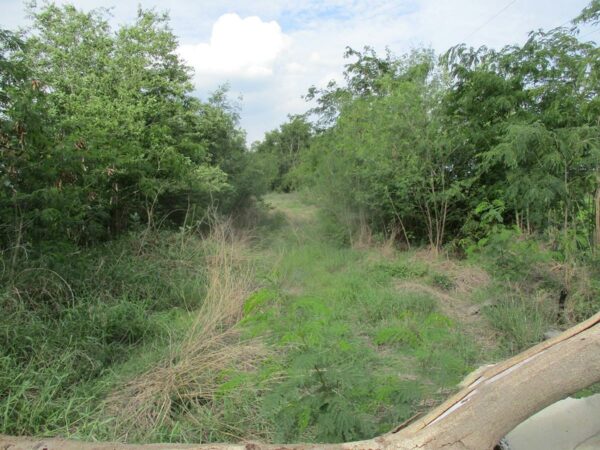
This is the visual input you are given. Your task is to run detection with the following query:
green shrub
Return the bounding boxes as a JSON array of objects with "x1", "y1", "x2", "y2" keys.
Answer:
[
  {"x1": 243, "y1": 288, "x2": 278, "y2": 315},
  {"x1": 430, "y1": 272, "x2": 455, "y2": 291},
  {"x1": 466, "y1": 228, "x2": 556, "y2": 283}
]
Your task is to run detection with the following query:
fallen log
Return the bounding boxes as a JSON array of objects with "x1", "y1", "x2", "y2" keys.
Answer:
[{"x1": 2, "y1": 311, "x2": 599, "y2": 450}]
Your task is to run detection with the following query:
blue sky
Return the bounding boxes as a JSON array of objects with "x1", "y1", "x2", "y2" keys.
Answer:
[{"x1": 0, "y1": 0, "x2": 597, "y2": 143}]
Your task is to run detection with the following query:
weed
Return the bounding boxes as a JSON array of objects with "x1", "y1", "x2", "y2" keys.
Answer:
[
  {"x1": 104, "y1": 221, "x2": 266, "y2": 442},
  {"x1": 429, "y1": 272, "x2": 455, "y2": 291},
  {"x1": 374, "y1": 324, "x2": 420, "y2": 347}
]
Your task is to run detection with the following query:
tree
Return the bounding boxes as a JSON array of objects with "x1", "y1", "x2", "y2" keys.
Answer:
[
  {"x1": 444, "y1": 25, "x2": 600, "y2": 247},
  {"x1": 298, "y1": 47, "x2": 463, "y2": 249},
  {"x1": 0, "y1": 28, "x2": 49, "y2": 255},
  {"x1": 254, "y1": 115, "x2": 313, "y2": 192},
  {"x1": 0, "y1": 4, "x2": 261, "y2": 246}
]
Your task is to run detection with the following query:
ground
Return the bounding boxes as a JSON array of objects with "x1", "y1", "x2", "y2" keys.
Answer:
[
  {"x1": 219, "y1": 192, "x2": 501, "y2": 443},
  {"x1": 0, "y1": 192, "x2": 520, "y2": 445}
]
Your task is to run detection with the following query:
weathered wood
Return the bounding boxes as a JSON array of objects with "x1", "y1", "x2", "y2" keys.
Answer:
[{"x1": 2, "y1": 311, "x2": 599, "y2": 450}]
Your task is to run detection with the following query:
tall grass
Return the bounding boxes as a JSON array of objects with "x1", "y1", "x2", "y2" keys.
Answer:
[
  {"x1": 467, "y1": 229, "x2": 600, "y2": 356},
  {"x1": 0, "y1": 218, "x2": 262, "y2": 441},
  {"x1": 106, "y1": 221, "x2": 267, "y2": 442}
]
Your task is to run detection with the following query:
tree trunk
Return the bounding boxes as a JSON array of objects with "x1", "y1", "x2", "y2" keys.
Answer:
[
  {"x1": 595, "y1": 184, "x2": 600, "y2": 249},
  {"x1": 2, "y1": 312, "x2": 599, "y2": 450}
]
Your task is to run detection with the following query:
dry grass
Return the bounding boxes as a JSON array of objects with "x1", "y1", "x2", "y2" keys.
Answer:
[
  {"x1": 395, "y1": 280, "x2": 499, "y2": 354},
  {"x1": 412, "y1": 249, "x2": 491, "y2": 295},
  {"x1": 106, "y1": 221, "x2": 267, "y2": 440},
  {"x1": 351, "y1": 218, "x2": 374, "y2": 250}
]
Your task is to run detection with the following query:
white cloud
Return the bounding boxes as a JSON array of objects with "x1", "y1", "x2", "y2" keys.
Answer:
[
  {"x1": 4, "y1": 0, "x2": 596, "y2": 144},
  {"x1": 178, "y1": 13, "x2": 290, "y2": 79}
]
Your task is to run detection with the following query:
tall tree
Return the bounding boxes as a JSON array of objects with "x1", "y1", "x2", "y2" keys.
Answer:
[{"x1": 0, "y1": 4, "x2": 260, "y2": 246}]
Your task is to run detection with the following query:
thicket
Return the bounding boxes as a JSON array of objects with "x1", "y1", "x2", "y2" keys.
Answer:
[
  {"x1": 258, "y1": 4, "x2": 600, "y2": 259},
  {"x1": 248, "y1": 3, "x2": 600, "y2": 339},
  {"x1": 0, "y1": 4, "x2": 266, "y2": 249},
  {"x1": 0, "y1": 3, "x2": 268, "y2": 439},
  {"x1": 251, "y1": 115, "x2": 313, "y2": 192}
]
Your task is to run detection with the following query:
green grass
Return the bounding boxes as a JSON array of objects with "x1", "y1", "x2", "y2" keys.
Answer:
[
  {"x1": 467, "y1": 229, "x2": 600, "y2": 356},
  {"x1": 0, "y1": 231, "x2": 205, "y2": 437},
  {"x1": 4, "y1": 192, "x2": 596, "y2": 444},
  {"x1": 229, "y1": 193, "x2": 479, "y2": 443}
]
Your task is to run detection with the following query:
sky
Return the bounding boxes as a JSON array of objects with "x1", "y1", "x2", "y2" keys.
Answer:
[{"x1": 0, "y1": 0, "x2": 597, "y2": 143}]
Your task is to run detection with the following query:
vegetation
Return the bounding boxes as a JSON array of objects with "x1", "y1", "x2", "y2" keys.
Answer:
[
  {"x1": 0, "y1": 0, "x2": 599, "y2": 446},
  {"x1": 252, "y1": 115, "x2": 313, "y2": 192},
  {"x1": 289, "y1": 31, "x2": 600, "y2": 255},
  {"x1": 0, "y1": 5, "x2": 263, "y2": 247}
]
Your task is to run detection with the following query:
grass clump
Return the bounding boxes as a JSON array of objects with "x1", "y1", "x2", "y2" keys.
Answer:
[
  {"x1": 429, "y1": 272, "x2": 455, "y2": 291},
  {"x1": 0, "y1": 220, "x2": 261, "y2": 442},
  {"x1": 480, "y1": 289, "x2": 555, "y2": 353},
  {"x1": 371, "y1": 259, "x2": 429, "y2": 281},
  {"x1": 102, "y1": 221, "x2": 268, "y2": 443},
  {"x1": 374, "y1": 324, "x2": 420, "y2": 347}
]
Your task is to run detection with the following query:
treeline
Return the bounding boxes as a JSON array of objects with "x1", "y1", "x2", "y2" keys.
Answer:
[
  {"x1": 257, "y1": 3, "x2": 600, "y2": 253},
  {"x1": 0, "y1": 4, "x2": 267, "y2": 249}
]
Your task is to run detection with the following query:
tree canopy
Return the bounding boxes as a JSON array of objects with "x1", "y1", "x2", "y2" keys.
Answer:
[{"x1": 0, "y1": 4, "x2": 260, "y2": 247}]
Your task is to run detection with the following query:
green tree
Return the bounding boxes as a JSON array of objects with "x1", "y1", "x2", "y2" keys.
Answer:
[
  {"x1": 0, "y1": 4, "x2": 261, "y2": 247},
  {"x1": 298, "y1": 48, "x2": 463, "y2": 249},
  {"x1": 254, "y1": 115, "x2": 313, "y2": 191},
  {"x1": 0, "y1": 28, "x2": 50, "y2": 254},
  {"x1": 444, "y1": 25, "x2": 600, "y2": 247}
]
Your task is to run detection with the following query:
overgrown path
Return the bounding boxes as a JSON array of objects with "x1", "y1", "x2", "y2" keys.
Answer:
[
  {"x1": 264, "y1": 192, "x2": 497, "y2": 350},
  {"x1": 0, "y1": 192, "x2": 504, "y2": 446},
  {"x1": 3, "y1": 199, "x2": 600, "y2": 450},
  {"x1": 226, "y1": 192, "x2": 500, "y2": 443}
]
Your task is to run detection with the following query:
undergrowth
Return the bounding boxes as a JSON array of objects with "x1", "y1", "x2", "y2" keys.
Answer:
[
  {"x1": 2, "y1": 193, "x2": 598, "y2": 444},
  {"x1": 0, "y1": 223, "x2": 243, "y2": 439},
  {"x1": 466, "y1": 228, "x2": 600, "y2": 355}
]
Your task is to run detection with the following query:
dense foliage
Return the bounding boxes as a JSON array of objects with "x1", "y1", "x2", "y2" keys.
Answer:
[
  {"x1": 257, "y1": 8, "x2": 600, "y2": 254},
  {"x1": 252, "y1": 115, "x2": 313, "y2": 192},
  {"x1": 1, "y1": 0, "x2": 599, "y2": 446},
  {"x1": 0, "y1": 5, "x2": 260, "y2": 248},
  {"x1": 0, "y1": 4, "x2": 267, "y2": 441}
]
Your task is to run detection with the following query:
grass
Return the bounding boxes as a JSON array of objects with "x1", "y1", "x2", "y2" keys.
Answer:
[
  {"x1": 0, "y1": 221, "x2": 253, "y2": 441},
  {"x1": 2, "y1": 192, "x2": 598, "y2": 444},
  {"x1": 229, "y1": 193, "x2": 480, "y2": 443},
  {"x1": 104, "y1": 220, "x2": 265, "y2": 443}
]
